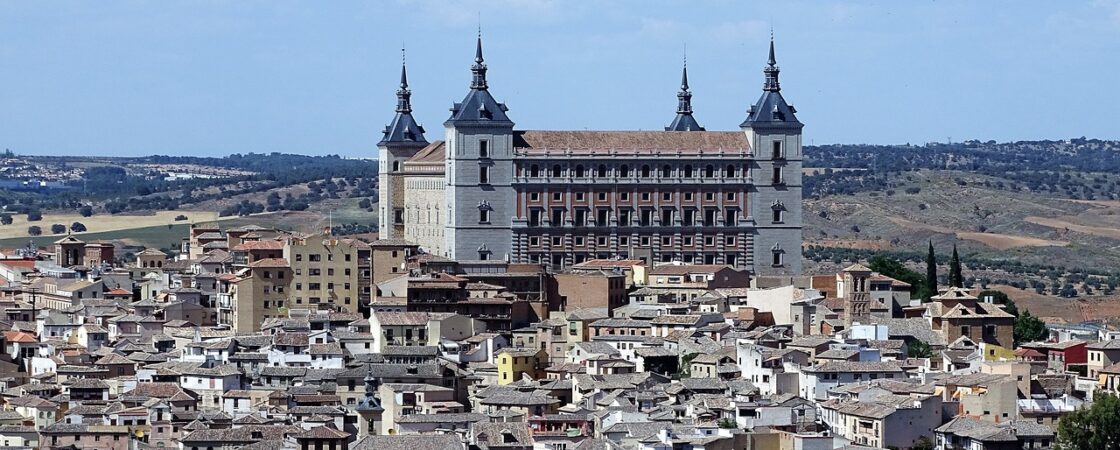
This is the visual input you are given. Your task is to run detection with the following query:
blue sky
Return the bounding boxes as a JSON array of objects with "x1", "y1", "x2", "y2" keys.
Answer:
[{"x1": 2, "y1": 0, "x2": 1118, "y2": 157}]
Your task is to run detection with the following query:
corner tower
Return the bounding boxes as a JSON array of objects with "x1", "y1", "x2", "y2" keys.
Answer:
[
  {"x1": 443, "y1": 34, "x2": 516, "y2": 261},
  {"x1": 377, "y1": 53, "x2": 428, "y2": 240},
  {"x1": 741, "y1": 37, "x2": 803, "y2": 275}
]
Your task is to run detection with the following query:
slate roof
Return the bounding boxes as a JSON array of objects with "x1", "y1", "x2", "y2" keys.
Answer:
[{"x1": 352, "y1": 434, "x2": 463, "y2": 450}]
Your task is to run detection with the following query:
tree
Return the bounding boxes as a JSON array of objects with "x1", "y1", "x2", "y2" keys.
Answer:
[
  {"x1": 925, "y1": 240, "x2": 937, "y2": 300},
  {"x1": 26, "y1": 210, "x2": 42, "y2": 222},
  {"x1": 868, "y1": 254, "x2": 928, "y2": 300},
  {"x1": 0, "y1": 213, "x2": 11, "y2": 225},
  {"x1": 1014, "y1": 309, "x2": 1048, "y2": 346},
  {"x1": 907, "y1": 340, "x2": 932, "y2": 358},
  {"x1": 717, "y1": 418, "x2": 738, "y2": 429},
  {"x1": 1056, "y1": 392, "x2": 1120, "y2": 450},
  {"x1": 949, "y1": 244, "x2": 963, "y2": 288},
  {"x1": 27, "y1": 226, "x2": 41, "y2": 236},
  {"x1": 70, "y1": 222, "x2": 87, "y2": 232},
  {"x1": 50, "y1": 224, "x2": 66, "y2": 234},
  {"x1": 911, "y1": 436, "x2": 935, "y2": 450},
  {"x1": 78, "y1": 205, "x2": 94, "y2": 217},
  {"x1": 978, "y1": 290, "x2": 1017, "y2": 316}
]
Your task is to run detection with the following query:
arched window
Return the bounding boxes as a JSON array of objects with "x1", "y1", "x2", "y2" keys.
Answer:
[
  {"x1": 620, "y1": 165, "x2": 630, "y2": 177},
  {"x1": 597, "y1": 165, "x2": 608, "y2": 178},
  {"x1": 641, "y1": 165, "x2": 651, "y2": 178},
  {"x1": 725, "y1": 164, "x2": 736, "y2": 178},
  {"x1": 552, "y1": 165, "x2": 562, "y2": 178},
  {"x1": 661, "y1": 165, "x2": 672, "y2": 178},
  {"x1": 684, "y1": 165, "x2": 693, "y2": 177},
  {"x1": 704, "y1": 165, "x2": 715, "y2": 178},
  {"x1": 575, "y1": 165, "x2": 585, "y2": 178},
  {"x1": 529, "y1": 165, "x2": 539, "y2": 177}
]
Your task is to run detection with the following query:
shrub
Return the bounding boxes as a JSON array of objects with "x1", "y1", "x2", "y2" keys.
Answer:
[
  {"x1": 50, "y1": 224, "x2": 66, "y2": 234},
  {"x1": 27, "y1": 226, "x2": 41, "y2": 236},
  {"x1": 70, "y1": 222, "x2": 87, "y2": 232}
]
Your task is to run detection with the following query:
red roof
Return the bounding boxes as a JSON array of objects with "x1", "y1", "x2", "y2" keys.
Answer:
[
  {"x1": 108, "y1": 288, "x2": 132, "y2": 295},
  {"x1": 4, "y1": 331, "x2": 38, "y2": 343},
  {"x1": 232, "y1": 240, "x2": 285, "y2": 251},
  {"x1": 249, "y1": 258, "x2": 289, "y2": 268}
]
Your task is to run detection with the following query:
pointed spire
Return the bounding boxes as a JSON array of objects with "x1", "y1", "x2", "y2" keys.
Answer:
[
  {"x1": 470, "y1": 30, "x2": 488, "y2": 90},
  {"x1": 395, "y1": 48, "x2": 412, "y2": 113},
  {"x1": 764, "y1": 33, "x2": 780, "y2": 92},
  {"x1": 667, "y1": 51, "x2": 703, "y2": 131}
]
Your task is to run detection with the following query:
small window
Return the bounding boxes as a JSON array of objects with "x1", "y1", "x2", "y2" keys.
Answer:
[
  {"x1": 530, "y1": 192, "x2": 540, "y2": 201},
  {"x1": 479, "y1": 166, "x2": 490, "y2": 184},
  {"x1": 772, "y1": 251, "x2": 783, "y2": 267},
  {"x1": 479, "y1": 209, "x2": 490, "y2": 223},
  {"x1": 773, "y1": 209, "x2": 783, "y2": 223},
  {"x1": 772, "y1": 167, "x2": 783, "y2": 184},
  {"x1": 479, "y1": 140, "x2": 490, "y2": 158},
  {"x1": 772, "y1": 140, "x2": 783, "y2": 159}
]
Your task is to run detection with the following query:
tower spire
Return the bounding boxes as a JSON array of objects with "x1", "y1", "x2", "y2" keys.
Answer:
[
  {"x1": 471, "y1": 30, "x2": 488, "y2": 90},
  {"x1": 764, "y1": 33, "x2": 780, "y2": 92},
  {"x1": 396, "y1": 48, "x2": 412, "y2": 113},
  {"x1": 666, "y1": 49, "x2": 703, "y2": 131}
]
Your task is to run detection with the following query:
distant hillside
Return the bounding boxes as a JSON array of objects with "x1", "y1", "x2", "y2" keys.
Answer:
[{"x1": 803, "y1": 138, "x2": 1120, "y2": 318}]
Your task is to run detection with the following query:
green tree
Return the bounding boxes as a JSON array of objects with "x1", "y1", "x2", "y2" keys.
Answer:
[
  {"x1": 1056, "y1": 392, "x2": 1120, "y2": 450},
  {"x1": 1014, "y1": 309, "x2": 1048, "y2": 345},
  {"x1": 949, "y1": 244, "x2": 963, "y2": 288},
  {"x1": 925, "y1": 240, "x2": 937, "y2": 300},
  {"x1": 868, "y1": 254, "x2": 929, "y2": 300},
  {"x1": 78, "y1": 205, "x2": 94, "y2": 217},
  {"x1": 911, "y1": 436, "x2": 935, "y2": 450},
  {"x1": 27, "y1": 226, "x2": 41, "y2": 236},
  {"x1": 907, "y1": 340, "x2": 932, "y2": 358},
  {"x1": 50, "y1": 224, "x2": 66, "y2": 234},
  {"x1": 717, "y1": 418, "x2": 738, "y2": 429},
  {"x1": 979, "y1": 290, "x2": 1017, "y2": 316},
  {"x1": 0, "y1": 213, "x2": 11, "y2": 225}
]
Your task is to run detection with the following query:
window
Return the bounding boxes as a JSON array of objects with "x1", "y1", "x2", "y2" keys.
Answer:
[
  {"x1": 772, "y1": 166, "x2": 784, "y2": 184},
  {"x1": 552, "y1": 192, "x2": 562, "y2": 202},
  {"x1": 724, "y1": 209, "x2": 737, "y2": 226},
  {"x1": 394, "y1": 209, "x2": 404, "y2": 224},
  {"x1": 479, "y1": 166, "x2": 489, "y2": 184},
  {"x1": 575, "y1": 192, "x2": 585, "y2": 202},
  {"x1": 661, "y1": 209, "x2": 673, "y2": 225},
  {"x1": 683, "y1": 236, "x2": 693, "y2": 246},
  {"x1": 620, "y1": 165, "x2": 630, "y2": 177},
  {"x1": 552, "y1": 236, "x2": 562, "y2": 246},
  {"x1": 684, "y1": 192, "x2": 693, "y2": 201},
  {"x1": 705, "y1": 165, "x2": 715, "y2": 178},
  {"x1": 773, "y1": 209, "x2": 783, "y2": 223},
  {"x1": 597, "y1": 236, "x2": 607, "y2": 246},
  {"x1": 529, "y1": 164, "x2": 539, "y2": 177},
  {"x1": 597, "y1": 165, "x2": 607, "y2": 177},
  {"x1": 574, "y1": 210, "x2": 587, "y2": 226},
  {"x1": 772, "y1": 140, "x2": 783, "y2": 159},
  {"x1": 620, "y1": 192, "x2": 630, "y2": 201},
  {"x1": 661, "y1": 165, "x2": 672, "y2": 177},
  {"x1": 662, "y1": 192, "x2": 672, "y2": 201},
  {"x1": 641, "y1": 165, "x2": 651, "y2": 178},
  {"x1": 529, "y1": 210, "x2": 542, "y2": 227},
  {"x1": 772, "y1": 250, "x2": 783, "y2": 266},
  {"x1": 597, "y1": 209, "x2": 609, "y2": 226},
  {"x1": 620, "y1": 236, "x2": 629, "y2": 246},
  {"x1": 479, "y1": 140, "x2": 490, "y2": 158},
  {"x1": 575, "y1": 165, "x2": 585, "y2": 178},
  {"x1": 641, "y1": 210, "x2": 653, "y2": 226},
  {"x1": 552, "y1": 165, "x2": 563, "y2": 177},
  {"x1": 726, "y1": 192, "x2": 736, "y2": 201},
  {"x1": 574, "y1": 237, "x2": 584, "y2": 246},
  {"x1": 661, "y1": 236, "x2": 672, "y2": 246},
  {"x1": 530, "y1": 192, "x2": 540, "y2": 201},
  {"x1": 551, "y1": 209, "x2": 564, "y2": 226},
  {"x1": 597, "y1": 192, "x2": 607, "y2": 201},
  {"x1": 479, "y1": 209, "x2": 490, "y2": 223},
  {"x1": 725, "y1": 164, "x2": 736, "y2": 177},
  {"x1": 641, "y1": 192, "x2": 651, "y2": 201},
  {"x1": 704, "y1": 209, "x2": 717, "y2": 227},
  {"x1": 619, "y1": 210, "x2": 631, "y2": 226},
  {"x1": 725, "y1": 236, "x2": 736, "y2": 245},
  {"x1": 529, "y1": 236, "x2": 540, "y2": 246}
]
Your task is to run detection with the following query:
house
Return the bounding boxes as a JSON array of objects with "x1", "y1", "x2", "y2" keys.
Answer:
[
  {"x1": 798, "y1": 361, "x2": 907, "y2": 401},
  {"x1": 935, "y1": 416, "x2": 1054, "y2": 450},
  {"x1": 498, "y1": 347, "x2": 546, "y2": 384}
]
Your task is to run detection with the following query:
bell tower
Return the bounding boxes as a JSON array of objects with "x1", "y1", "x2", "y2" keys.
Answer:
[{"x1": 377, "y1": 50, "x2": 428, "y2": 240}]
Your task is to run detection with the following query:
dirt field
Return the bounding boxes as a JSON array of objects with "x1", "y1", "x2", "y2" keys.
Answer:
[
  {"x1": 1025, "y1": 216, "x2": 1120, "y2": 240},
  {"x1": 888, "y1": 217, "x2": 1067, "y2": 249},
  {"x1": 0, "y1": 210, "x2": 220, "y2": 239},
  {"x1": 806, "y1": 238, "x2": 892, "y2": 250},
  {"x1": 956, "y1": 232, "x2": 1068, "y2": 250}
]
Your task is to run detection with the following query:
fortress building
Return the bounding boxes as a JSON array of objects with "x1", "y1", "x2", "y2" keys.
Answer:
[{"x1": 378, "y1": 37, "x2": 803, "y2": 275}]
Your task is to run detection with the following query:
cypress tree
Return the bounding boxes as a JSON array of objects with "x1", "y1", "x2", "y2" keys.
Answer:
[
  {"x1": 925, "y1": 240, "x2": 937, "y2": 300},
  {"x1": 949, "y1": 244, "x2": 963, "y2": 288}
]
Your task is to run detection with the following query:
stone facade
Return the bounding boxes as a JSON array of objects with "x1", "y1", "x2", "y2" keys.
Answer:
[{"x1": 382, "y1": 38, "x2": 803, "y2": 275}]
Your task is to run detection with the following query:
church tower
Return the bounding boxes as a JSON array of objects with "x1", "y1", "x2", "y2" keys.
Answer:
[
  {"x1": 443, "y1": 34, "x2": 515, "y2": 260},
  {"x1": 741, "y1": 37, "x2": 803, "y2": 275},
  {"x1": 665, "y1": 61, "x2": 704, "y2": 131},
  {"x1": 841, "y1": 263, "x2": 873, "y2": 328},
  {"x1": 377, "y1": 53, "x2": 428, "y2": 240}
]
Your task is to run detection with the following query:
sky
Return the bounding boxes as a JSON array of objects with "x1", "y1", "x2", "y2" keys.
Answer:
[{"x1": 1, "y1": 1, "x2": 1119, "y2": 157}]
